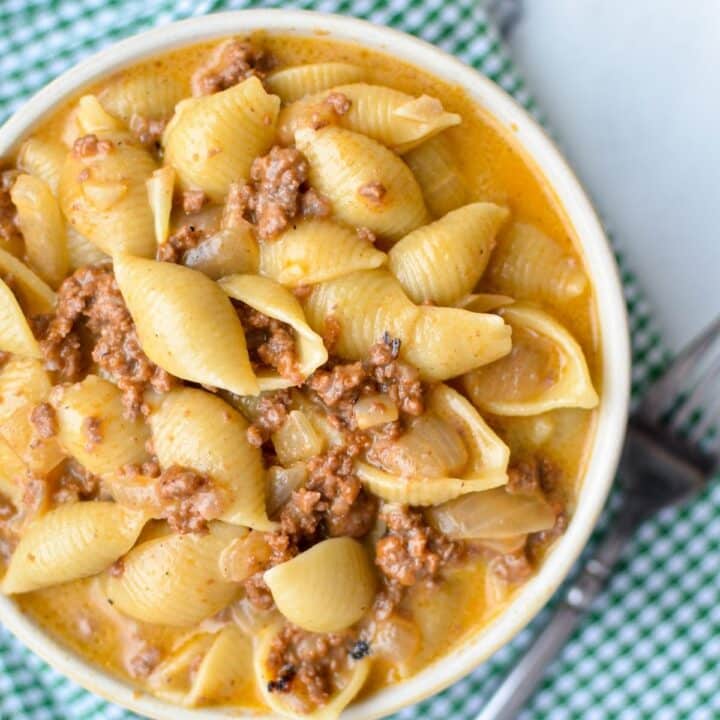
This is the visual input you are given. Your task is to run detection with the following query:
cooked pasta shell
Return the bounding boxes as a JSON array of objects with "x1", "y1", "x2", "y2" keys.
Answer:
[
  {"x1": 102, "y1": 522, "x2": 242, "y2": 626},
  {"x1": 303, "y1": 269, "x2": 418, "y2": 360},
  {"x1": 403, "y1": 133, "x2": 468, "y2": 218},
  {"x1": 0, "y1": 356, "x2": 52, "y2": 423},
  {"x1": 295, "y1": 127, "x2": 429, "y2": 242},
  {"x1": 149, "y1": 633, "x2": 216, "y2": 700},
  {"x1": 388, "y1": 202, "x2": 509, "y2": 305},
  {"x1": 357, "y1": 384, "x2": 509, "y2": 505},
  {"x1": 186, "y1": 625, "x2": 256, "y2": 707},
  {"x1": 1, "y1": 502, "x2": 146, "y2": 594},
  {"x1": 59, "y1": 132, "x2": 158, "y2": 257},
  {"x1": 150, "y1": 387, "x2": 273, "y2": 530},
  {"x1": 50, "y1": 375, "x2": 150, "y2": 477},
  {"x1": 0, "y1": 404, "x2": 64, "y2": 475},
  {"x1": 114, "y1": 254, "x2": 258, "y2": 395},
  {"x1": 66, "y1": 226, "x2": 110, "y2": 269},
  {"x1": 99, "y1": 71, "x2": 189, "y2": 125},
  {"x1": 74, "y1": 95, "x2": 126, "y2": 135},
  {"x1": 17, "y1": 136, "x2": 68, "y2": 195},
  {"x1": 259, "y1": 218, "x2": 386, "y2": 287},
  {"x1": 255, "y1": 621, "x2": 371, "y2": 720},
  {"x1": 264, "y1": 537, "x2": 376, "y2": 633},
  {"x1": 219, "y1": 274, "x2": 328, "y2": 389},
  {"x1": 487, "y1": 222, "x2": 588, "y2": 304},
  {"x1": 463, "y1": 303, "x2": 599, "y2": 415},
  {"x1": 456, "y1": 293, "x2": 515, "y2": 313},
  {"x1": 403, "y1": 305, "x2": 512, "y2": 381},
  {"x1": 0, "y1": 247, "x2": 55, "y2": 314},
  {"x1": 0, "y1": 435, "x2": 26, "y2": 506},
  {"x1": 146, "y1": 166, "x2": 175, "y2": 247},
  {"x1": 0, "y1": 278, "x2": 41, "y2": 359},
  {"x1": 184, "y1": 225, "x2": 259, "y2": 280},
  {"x1": 266, "y1": 62, "x2": 365, "y2": 103},
  {"x1": 163, "y1": 76, "x2": 280, "y2": 202},
  {"x1": 325, "y1": 84, "x2": 461, "y2": 153},
  {"x1": 10, "y1": 174, "x2": 69, "y2": 288}
]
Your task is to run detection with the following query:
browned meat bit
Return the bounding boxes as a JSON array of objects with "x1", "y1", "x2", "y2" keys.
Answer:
[
  {"x1": 266, "y1": 625, "x2": 357, "y2": 710},
  {"x1": 235, "y1": 301, "x2": 302, "y2": 384},
  {"x1": 242, "y1": 530, "x2": 298, "y2": 610},
  {"x1": 121, "y1": 457, "x2": 162, "y2": 479},
  {"x1": 52, "y1": 458, "x2": 101, "y2": 504},
  {"x1": 324, "y1": 91, "x2": 351, "y2": 115},
  {"x1": 321, "y1": 315, "x2": 341, "y2": 353},
  {"x1": 72, "y1": 134, "x2": 114, "y2": 158},
  {"x1": 29, "y1": 402, "x2": 57, "y2": 441},
  {"x1": 307, "y1": 362, "x2": 366, "y2": 408},
  {"x1": 156, "y1": 465, "x2": 224, "y2": 534},
  {"x1": 128, "y1": 114, "x2": 166, "y2": 147},
  {"x1": 0, "y1": 170, "x2": 23, "y2": 255},
  {"x1": 82, "y1": 416, "x2": 102, "y2": 451},
  {"x1": 367, "y1": 336, "x2": 424, "y2": 416},
  {"x1": 0, "y1": 350, "x2": 10, "y2": 370},
  {"x1": 156, "y1": 223, "x2": 205, "y2": 264},
  {"x1": 37, "y1": 265, "x2": 178, "y2": 418},
  {"x1": 191, "y1": 39, "x2": 274, "y2": 96},
  {"x1": 527, "y1": 511, "x2": 568, "y2": 563},
  {"x1": 375, "y1": 504, "x2": 460, "y2": 617},
  {"x1": 109, "y1": 558, "x2": 125, "y2": 578},
  {"x1": 291, "y1": 284, "x2": 313, "y2": 302},
  {"x1": 234, "y1": 146, "x2": 330, "y2": 240},
  {"x1": 358, "y1": 181, "x2": 386, "y2": 204},
  {"x1": 356, "y1": 226, "x2": 377, "y2": 244},
  {"x1": 488, "y1": 550, "x2": 533, "y2": 584},
  {"x1": 246, "y1": 389, "x2": 291, "y2": 447},
  {"x1": 181, "y1": 189, "x2": 208, "y2": 215},
  {"x1": 127, "y1": 644, "x2": 161, "y2": 679},
  {"x1": 506, "y1": 459, "x2": 541, "y2": 495}
]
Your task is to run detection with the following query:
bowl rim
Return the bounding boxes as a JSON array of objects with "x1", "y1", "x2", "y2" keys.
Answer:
[{"x1": 0, "y1": 8, "x2": 631, "y2": 720}]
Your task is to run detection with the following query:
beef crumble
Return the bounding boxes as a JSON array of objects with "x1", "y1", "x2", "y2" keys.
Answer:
[
  {"x1": 191, "y1": 39, "x2": 274, "y2": 96},
  {"x1": 51, "y1": 458, "x2": 101, "y2": 505},
  {"x1": 324, "y1": 91, "x2": 351, "y2": 116},
  {"x1": 72, "y1": 134, "x2": 114, "y2": 158},
  {"x1": 128, "y1": 115, "x2": 166, "y2": 147},
  {"x1": 230, "y1": 146, "x2": 331, "y2": 240},
  {"x1": 246, "y1": 390, "x2": 292, "y2": 448},
  {"x1": 156, "y1": 465, "x2": 224, "y2": 534},
  {"x1": 357, "y1": 181, "x2": 386, "y2": 204},
  {"x1": 127, "y1": 644, "x2": 161, "y2": 679},
  {"x1": 82, "y1": 416, "x2": 102, "y2": 451},
  {"x1": 235, "y1": 302, "x2": 301, "y2": 384},
  {"x1": 35, "y1": 265, "x2": 178, "y2": 418},
  {"x1": 181, "y1": 189, "x2": 208, "y2": 215},
  {"x1": 156, "y1": 224, "x2": 205, "y2": 264},
  {"x1": 266, "y1": 625, "x2": 358, "y2": 711},
  {"x1": 29, "y1": 402, "x2": 57, "y2": 441}
]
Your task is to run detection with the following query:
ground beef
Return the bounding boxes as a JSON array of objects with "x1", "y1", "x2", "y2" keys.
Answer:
[
  {"x1": 121, "y1": 458, "x2": 162, "y2": 479},
  {"x1": 320, "y1": 315, "x2": 341, "y2": 353},
  {"x1": 266, "y1": 625, "x2": 357, "y2": 711},
  {"x1": 127, "y1": 644, "x2": 161, "y2": 679},
  {"x1": 357, "y1": 181, "x2": 386, "y2": 203},
  {"x1": 231, "y1": 146, "x2": 330, "y2": 240},
  {"x1": 108, "y1": 558, "x2": 125, "y2": 578},
  {"x1": 128, "y1": 115, "x2": 166, "y2": 147},
  {"x1": 506, "y1": 459, "x2": 541, "y2": 495},
  {"x1": 488, "y1": 550, "x2": 533, "y2": 583},
  {"x1": 36, "y1": 265, "x2": 178, "y2": 418},
  {"x1": 324, "y1": 91, "x2": 351, "y2": 115},
  {"x1": 156, "y1": 465, "x2": 224, "y2": 534},
  {"x1": 29, "y1": 402, "x2": 57, "y2": 441},
  {"x1": 191, "y1": 39, "x2": 274, "y2": 96},
  {"x1": 356, "y1": 227, "x2": 377, "y2": 245},
  {"x1": 181, "y1": 189, "x2": 208, "y2": 215},
  {"x1": 0, "y1": 171, "x2": 22, "y2": 254},
  {"x1": 246, "y1": 389, "x2": 291, "y2": 447},
  {"x1": 52, "y1": 459, "x2": 101, "y2": 504},
  {"x1": 307, "y1": 362, "x2": 367, "y2": 408},
  {"x1": 366, "y1": 336, "x2": 424, "y2": 416},
  {"x1": 156, "y1": 224, "x2": 204, "y2": 264},
  {"x1": 72, "y1": 134, "x2": 114, "y2": 158},
  {"x1": 82, "y1": 416, "x2": 102, "y2": 451},
  {"x1": 235, "y1": 302, "x2": 301, "y2": 383}
]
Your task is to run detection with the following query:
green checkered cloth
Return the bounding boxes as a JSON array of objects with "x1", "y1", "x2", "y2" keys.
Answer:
[{"x1": 1, "y1": 2, "x2": 718, "y2": 719}]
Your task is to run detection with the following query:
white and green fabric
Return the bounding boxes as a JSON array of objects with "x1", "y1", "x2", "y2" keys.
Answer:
[{"x1": 0, "y1": 2, "x2": 717, "y2": 719}]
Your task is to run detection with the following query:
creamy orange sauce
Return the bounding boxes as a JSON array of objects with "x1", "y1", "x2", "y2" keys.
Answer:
[{"x1": 10, "y1": 32, "x2": 600, "y2": 710}]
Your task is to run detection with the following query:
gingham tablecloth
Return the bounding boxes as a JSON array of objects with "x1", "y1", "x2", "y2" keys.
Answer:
[{"x1": 1, "y1": 2, "x2": 719, "y2": 719}]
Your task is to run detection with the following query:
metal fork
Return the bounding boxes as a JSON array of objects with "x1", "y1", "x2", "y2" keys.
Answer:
[{"x1": 477, "y1": 315, "x2": 720, "y2": 720}]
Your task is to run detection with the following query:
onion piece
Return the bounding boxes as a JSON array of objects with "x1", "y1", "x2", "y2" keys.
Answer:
[
  {"x1": 427, "y1": 487, "x2": 555, "y2": 540},
  {"x1": 271, "y1": 410, "x2": 325, "y2": 465},
  {"x1": 354, "y1": 393, "x2": 399, "y2": 429},
  {"x1": 266, "y1": 463, "x2": 308, "y2": 517}
]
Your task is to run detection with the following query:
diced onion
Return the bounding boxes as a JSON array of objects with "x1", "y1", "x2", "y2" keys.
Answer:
[
  {"x1": 272, "y1": 410, "x2": 325, "y2": 465},
  {"x1": 266, "y1": 463, "x2": 308, "y2": 517},
  {"x1": 426, "y1": 488, "x2": 556, "y2": 540},
  {"x1": 218, "y1": 530, "x2": 271, "y2": 582},
  {"x1": 353, "y1": 393, "x2": 399, "y2": 429}
]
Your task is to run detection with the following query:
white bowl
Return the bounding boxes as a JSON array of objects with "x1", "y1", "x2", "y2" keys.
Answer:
[{"x1": 0, "y1": 9, "x2": 631, "y2": 720}]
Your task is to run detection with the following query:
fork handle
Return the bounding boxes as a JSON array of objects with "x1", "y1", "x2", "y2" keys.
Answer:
[{"x1": 475, "y1": 516, "x2": 637, "y2": 720}]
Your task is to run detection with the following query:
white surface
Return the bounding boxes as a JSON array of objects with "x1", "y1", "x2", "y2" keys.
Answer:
[
  {"x1": 507, "y1": 0, "x2": 720, "y2": 351},
  {"x1": 0, "y1": 10, "x2": 631, "y2": 720}
]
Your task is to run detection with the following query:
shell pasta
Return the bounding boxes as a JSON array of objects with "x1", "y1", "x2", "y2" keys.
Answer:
[{"x1": 0, "y1": 31, "x2": 601, "y2": 720}]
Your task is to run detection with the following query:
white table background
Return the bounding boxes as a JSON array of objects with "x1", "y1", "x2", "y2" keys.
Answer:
[{"x1": 500, "y1": 0, "x2": 720, "y2": 352}]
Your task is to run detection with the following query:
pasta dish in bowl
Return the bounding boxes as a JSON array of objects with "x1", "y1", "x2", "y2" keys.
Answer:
[{"x1": 0, "y1": 10, "x2": 630, "y2": 720}]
